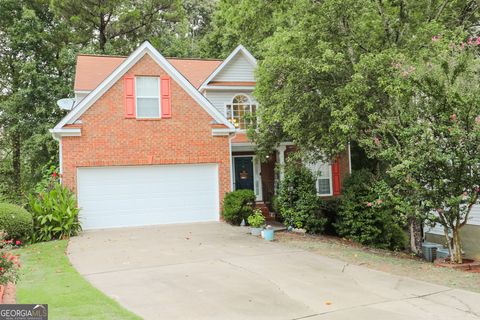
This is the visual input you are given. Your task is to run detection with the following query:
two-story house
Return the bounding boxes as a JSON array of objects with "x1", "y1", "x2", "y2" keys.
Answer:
[{"x1": 50, "y1": 42, "x2": 351, "y2": 230}]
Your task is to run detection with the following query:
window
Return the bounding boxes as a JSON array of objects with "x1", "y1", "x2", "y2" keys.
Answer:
[
  {"x1": 136, "y1": 76, "x2": 160, "y2": 118},
  {"x1": 226, "y1": 94, "x2": 256, "y2": 130},
  {"x1": 307, "y1": 161, "x2": 332, "y2": 196}
]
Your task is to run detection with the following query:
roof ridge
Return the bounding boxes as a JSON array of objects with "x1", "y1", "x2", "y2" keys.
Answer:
[
  {"x1": 77, "y1": 53, "x2": 223, "y2": 62},
  {"x1": 166, "y1": 57, "x2": 224, "y2": 61}
]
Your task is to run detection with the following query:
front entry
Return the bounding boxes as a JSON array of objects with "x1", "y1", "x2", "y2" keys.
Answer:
[{"x1": 234, "y1": 156, "x2": 254, "y2": 191}]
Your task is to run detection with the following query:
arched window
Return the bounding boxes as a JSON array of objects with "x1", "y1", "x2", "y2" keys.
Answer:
[{"x1": 226, "y1": 94, "x2": 257, "y2": 129}]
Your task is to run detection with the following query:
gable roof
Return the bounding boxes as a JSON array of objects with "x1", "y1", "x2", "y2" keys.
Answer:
[
  {"x1": 199, "y1": 45, "x2": 257, "y2": 91},
  {"x1": 74, "y1": 55, "x2": 222, "y2": 91},
  {"x1": 54, "y1": 41, "x2": 235, "y2": 131},
  {"x1": 75, "y1": 55, "x2": 126, "y2": 91}
]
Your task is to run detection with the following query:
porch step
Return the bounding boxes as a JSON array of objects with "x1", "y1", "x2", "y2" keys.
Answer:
[{"x1": 255, "y1": 202, "x2": 276, "y2": 221}]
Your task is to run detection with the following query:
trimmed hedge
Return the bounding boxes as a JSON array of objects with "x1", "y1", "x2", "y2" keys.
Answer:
[
  {"x1": 223, "y1": 190, "x2": 256, "y2": 225},
  {"x1": 0, "y1": 203, "x2": 33, "y2": 241}
]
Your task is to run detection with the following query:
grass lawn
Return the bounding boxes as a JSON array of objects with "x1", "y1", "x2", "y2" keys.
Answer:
[
  {"x1": 276, "y1": 232, "x2": 480, "y2": 293},
  {"x1": 16, "y1": 240, "x2": 141, "y2": 320}
]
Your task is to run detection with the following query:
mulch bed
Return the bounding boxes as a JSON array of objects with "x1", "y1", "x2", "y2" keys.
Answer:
[{"x1": 434, "y1": 258, "x2": 480, "y2": 271}]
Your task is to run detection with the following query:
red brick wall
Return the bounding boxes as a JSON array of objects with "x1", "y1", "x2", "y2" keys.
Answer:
[{"x1": 61, "y1": 54, "x2": 231, "y2": 209}]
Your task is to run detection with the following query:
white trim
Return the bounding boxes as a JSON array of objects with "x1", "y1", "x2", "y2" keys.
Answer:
[
  {"x1": 229, "y1": 135, "x2": 235, "y2": 191},
  {"x1": 203, "y1": 85, "x2": 255, "y2": 91},
  {"x1": 49, "y1": 128, "x2": 81, "y2": 140},
  {"x1": 74, "y1": 90, "x2": 91, "y2": 94},
  {"x1": 135, "y1": 76, "x2": 161, "y2": 119},
  {"x1": 199, "y1": 45, "x2": 257, "y2": 91},
  {"x1": 59, "y1": 141, "x2": 63, "y2": 176},
  {"x1": 224, "y1": 93, "x2": 257, "y2": 131},
  {"x1": 212, "y1": 128, "x2": 235, "y2": 136},
  {"x1": 53, "y1": 41, "x2": 234, "y2": 132},
  {"x1": 317, "y1": 164, "x2": 333, "y2": 197},
  {"x1": 232, "y1": 155, "x2": 262, "y2": 201},
  {"x1": 307, "y1": 160, "x2": 333, "y2": 197},
  {"x1": 276, "y1": 145, "x2": 287, "y2": 181}
]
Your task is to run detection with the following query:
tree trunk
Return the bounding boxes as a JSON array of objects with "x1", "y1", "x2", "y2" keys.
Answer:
[
  {"x1": 11, "y1": 133, "x2": 21, "y2": 197},
  {"x1": 99, "y1": 13, "x2": 107, "y2": 52},
  {"x1": 409, "y1": 217, "x2": 423, "y2": 256},
  {"x1": 451, "y1": 228, "x2": 463, "y2": 264}
]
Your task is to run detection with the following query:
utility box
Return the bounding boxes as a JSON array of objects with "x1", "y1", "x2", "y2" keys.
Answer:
[
  {"x1": 422, "y1": 242, "x2": 443, "y2": 262},
  {"x1": 436, "y1": 248, "x2": 450, "y2": 260}
]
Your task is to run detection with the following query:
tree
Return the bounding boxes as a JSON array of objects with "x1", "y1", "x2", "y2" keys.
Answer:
[
  {"x1": 200, "y1": 0, "x2": 294, "y2": 58},
  {"x1": 247, "y1": 0, "x2": 479, "y2": 256},
  {"x1": 359, "y1": 40, "x2": 480, "y2": 263},
  {"x1": 51, "y1": 0, "x2": 183, "y2": 54},
  {"x1": 0, "y1": 0, "x2": 74, "y2": 202}
]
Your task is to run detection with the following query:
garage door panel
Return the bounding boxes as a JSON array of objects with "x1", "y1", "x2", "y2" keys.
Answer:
[{"x1": 77, "y1": 164, "x2": 219, "y2": 229}]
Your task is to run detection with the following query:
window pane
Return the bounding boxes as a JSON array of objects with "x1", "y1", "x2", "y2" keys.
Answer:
[
  {"x1": 137, "y1": 98, "x2": 160, "y2": 118},
  {"x1": 233, "y1": 95, "x2": 249, "y2": 104},
  {"x1": 318, "y1": 179, "x2": 331, "y2": 195},
  {"x1": 137, "y1": 77, "x2": 159, "y2": 97}
]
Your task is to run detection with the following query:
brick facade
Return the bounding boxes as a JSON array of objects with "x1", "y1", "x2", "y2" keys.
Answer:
[{"x1": 61, "y1": 54, "x2": 232, "y2": 209}]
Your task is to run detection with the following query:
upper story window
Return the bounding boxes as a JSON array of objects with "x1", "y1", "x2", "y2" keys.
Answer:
[
  {"x1": 307, "y1": 161, "x2": 333, "y2": 196},
  {"x1": 136, "y1": 76, "x2": 160, "y2": 118},
  {"x1": 226, "y1": 94, "x2": 256, "y2": 130}
]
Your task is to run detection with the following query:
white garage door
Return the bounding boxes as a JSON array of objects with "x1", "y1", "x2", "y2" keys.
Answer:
[{"x1": 77, "y1": 164, "x2": 219, "y2": 229}]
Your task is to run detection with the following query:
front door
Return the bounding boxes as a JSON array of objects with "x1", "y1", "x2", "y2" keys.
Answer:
[{"x1": 234, "y1": 157, "x2": 254, "y2": 191}]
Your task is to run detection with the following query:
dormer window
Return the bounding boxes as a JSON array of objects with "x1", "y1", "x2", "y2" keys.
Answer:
[{"x1": 226, "y1": 94, "x2": 256, "y2": 130}]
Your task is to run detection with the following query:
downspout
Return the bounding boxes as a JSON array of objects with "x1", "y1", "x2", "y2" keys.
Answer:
[{"x1": 229, "y1": 132, "x2": 236, "y2": 192}]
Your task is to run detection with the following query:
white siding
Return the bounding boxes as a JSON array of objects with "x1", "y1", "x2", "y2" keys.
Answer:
[
  {"x1": 214, "y1": 54, "x2": 255, "y2": 82},
  {"x1": 204, "y1": 89, "x2": 255, "y2": 116},
  {"x1": 468, "y1": 204, "x2": 480, "y2": 225},
  {"x1": 425, "y1": 204, "x2": 480, "y2": 235}
]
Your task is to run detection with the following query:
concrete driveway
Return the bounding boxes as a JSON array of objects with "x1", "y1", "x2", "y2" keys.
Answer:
[{"x1": 68, "y1": 222, "x2": 480, "y2": 320}]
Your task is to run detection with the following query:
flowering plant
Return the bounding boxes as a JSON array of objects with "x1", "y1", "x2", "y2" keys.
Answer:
[{"x1": 0, "y1": 232, "x2": 20, "y2": 285}]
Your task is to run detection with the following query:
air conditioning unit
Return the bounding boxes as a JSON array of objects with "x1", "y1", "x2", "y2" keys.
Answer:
[
  {"x1": 436, "y1": 248, "x2": 450, "y2": 260},
  {"x1": 422, "y1": 242, "x2": 443, "y2": 262}
]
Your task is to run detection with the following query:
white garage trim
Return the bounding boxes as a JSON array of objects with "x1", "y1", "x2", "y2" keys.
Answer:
[{"x1": 77, "y1": 164, "x2": 220, "y2": 230}]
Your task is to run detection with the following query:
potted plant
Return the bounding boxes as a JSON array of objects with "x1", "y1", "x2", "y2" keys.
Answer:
[{"x1": 247, "y1": 209, "x2": 265, "y2": 236}]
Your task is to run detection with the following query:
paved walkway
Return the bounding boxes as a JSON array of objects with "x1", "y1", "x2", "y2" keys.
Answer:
[{"x1": 68, "y1": 222, "x2": 480, "y2": 320}]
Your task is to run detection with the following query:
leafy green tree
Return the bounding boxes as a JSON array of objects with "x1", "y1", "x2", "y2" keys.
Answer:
[
  {"x1": 245, "y1": 0, "x2": 478, "y2": 256},
  {"x1": 358, "y1": 40, "x2": 480, "y2": 263},
  {"x1": 0, "y1": 0, "x2": 74, "y2": 202},
  {"x1": 200, "y1": 0, "x2": 294, "y2": 58},
  {"x1": 51, "y1": 0, "x2": 184, "y2": 54}
]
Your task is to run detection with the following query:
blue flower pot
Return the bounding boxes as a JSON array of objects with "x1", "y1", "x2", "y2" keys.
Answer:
[{"x1": 263, "y1": 229, "x2": 274, "y2": 241}]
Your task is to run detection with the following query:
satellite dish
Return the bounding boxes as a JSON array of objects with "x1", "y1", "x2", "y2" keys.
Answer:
[{"x1": 56, "y1": 98, "x2": 75, "y2": 110}]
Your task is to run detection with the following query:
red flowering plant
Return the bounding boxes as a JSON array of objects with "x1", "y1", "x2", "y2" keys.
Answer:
[{"x1": 0, "y1": 232, "x2": 20, "y2": 285}]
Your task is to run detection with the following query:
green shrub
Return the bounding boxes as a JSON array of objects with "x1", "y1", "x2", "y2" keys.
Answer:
[
  {"x1": 247, "y1": 209, "x2": 265, "y2": 228},
  {"x1": 277, "y1": 162, "x2": 326, "y2": 233},
  {"x1": 335, "y1": 169, "x2": 408, "y2": 250},
  {"x1": 28, "y1": 180, "x2": 81, "y2": 242},
  {"x1": 0, "y1": 203, "x2": 33, "y2": 241},
  {"x1": 223, "y1": 189, "x2": 256, "y2": 225}
]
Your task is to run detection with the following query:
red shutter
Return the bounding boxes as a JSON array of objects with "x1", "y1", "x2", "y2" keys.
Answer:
[
  {"x1": 161, "y1": 76, "x2": 171, "y2": 118},
  {"x1": 124, "y1": 76, "x2": 135, "y2": 118},
  {"x1": 332, "y1": 158, "x2": 341, "y2": 195}
]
